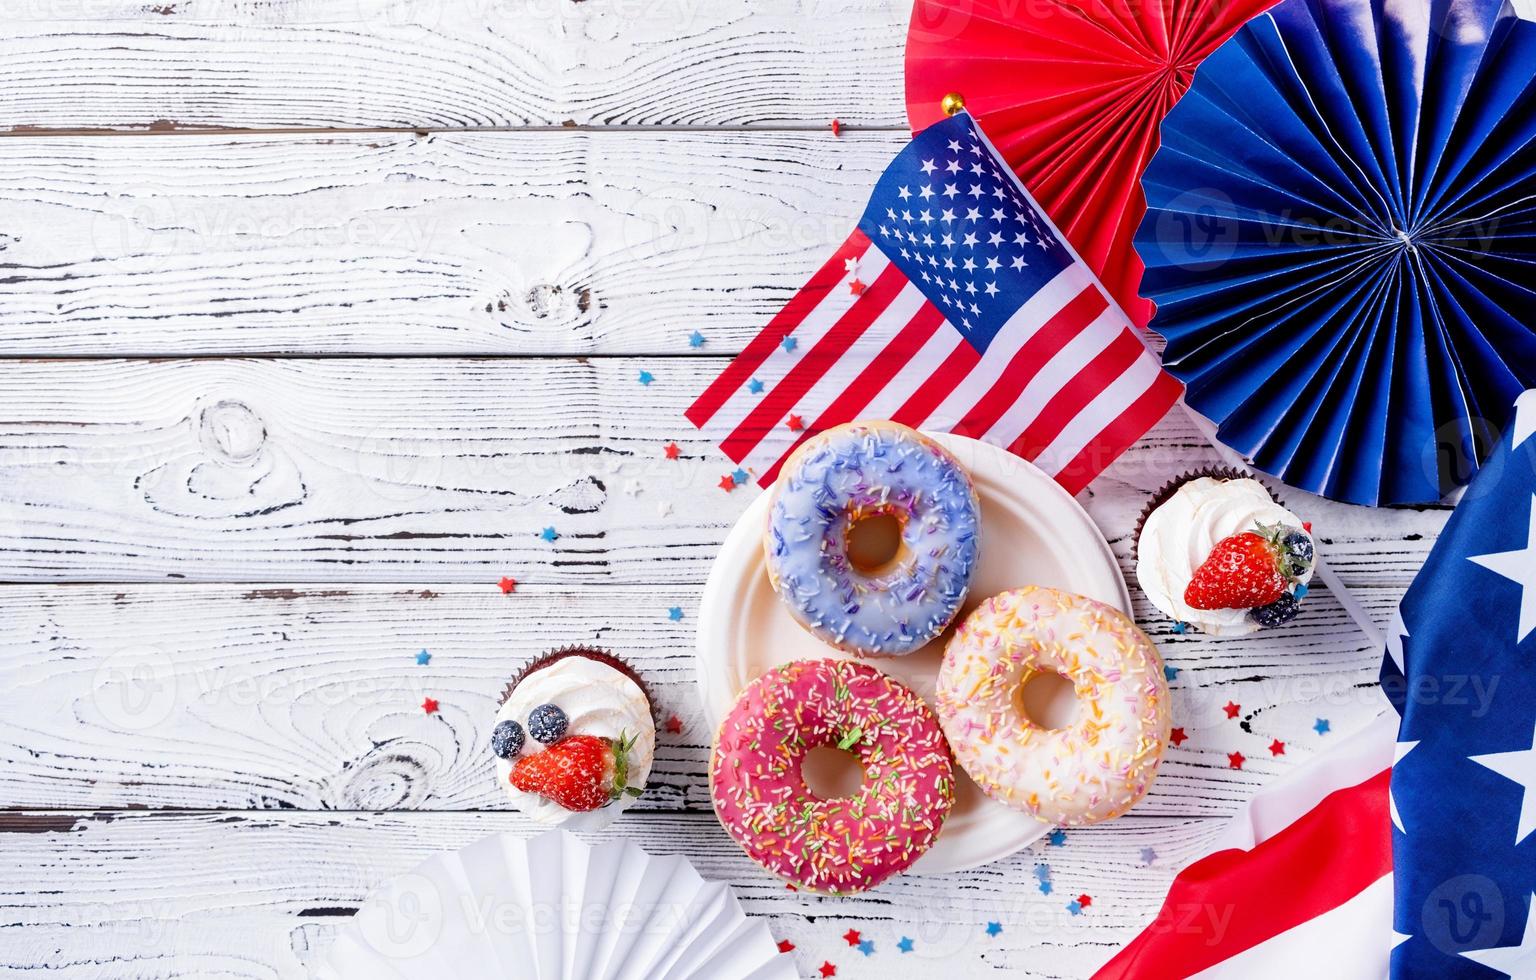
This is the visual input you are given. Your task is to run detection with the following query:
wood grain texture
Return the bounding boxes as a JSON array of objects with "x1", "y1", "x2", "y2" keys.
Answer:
[
  {"x1": 0, "y1": 357, "x2": 1448, "y2": 586},
  {"x1": 0, "y1": 808, "x2": 1225, "y2": 979},
  {"x1": 0, "y1": 0, "x2": 910, "y2": 133},
  {"x1": 0, "y1": 130, "x2": 896, "y2": 355}
]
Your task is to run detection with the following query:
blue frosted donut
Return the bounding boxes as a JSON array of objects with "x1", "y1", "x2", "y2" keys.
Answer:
[{"x1": 765, "y1": 421, "x2": 981, "y2": 656}]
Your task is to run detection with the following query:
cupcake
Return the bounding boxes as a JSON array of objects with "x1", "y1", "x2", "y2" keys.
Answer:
[
  {"x1": 1134, "y1": 469, "x2": 1315, "y2": 636},
  {"x1": 491, "y1": 647, "x2": 656, "y2": 830}
]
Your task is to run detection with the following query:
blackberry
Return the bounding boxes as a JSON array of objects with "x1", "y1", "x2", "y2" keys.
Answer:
[{"x1": 1281, "y1": 529, "x2": 1314, "y2": 577}]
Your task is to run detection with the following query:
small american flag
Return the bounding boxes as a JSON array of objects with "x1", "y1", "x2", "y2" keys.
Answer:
[{"x1": 687, "y1": 112, "x2": 1182, "y2": 494}]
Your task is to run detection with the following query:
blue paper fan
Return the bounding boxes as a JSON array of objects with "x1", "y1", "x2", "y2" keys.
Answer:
[{"x1": 1135, "y1": 0, "x2": 1536, "y2": 505}]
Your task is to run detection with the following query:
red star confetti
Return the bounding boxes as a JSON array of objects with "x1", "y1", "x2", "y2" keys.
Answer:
[
  {"x1": 1169, "y1": 727, "x2": 1188, "y2": 747},
  {"x1": 820, "y1": 963, "x2": 837, "y2": 978},
  {"x1": 1269, "y1": 739, "x2": 1286, "y2": 756},
  {"x1": 422, "y1": 697, "x2": 439, "y2": 714},
  {"x1": 830, "y1": 118, "x2": 842, "y2": 137},
  {"x1": 849, "y1": 279, "x2": 866, "y2": 295},
  {"x1": 497, "y1": 576, "x2": 517, "y2": 594},
  {"x1": 842, "y1": 929, "x2": 861, "y2": 947},
  {"x1": 665, "y1": 714, "x2": 684, "y2": 735},
  {"x1": 718, "y1": 474, "x2": 736, "y2": 491},
  {"x1": 664, "y1": 442, "x2": 680, "y2": 460},
  {"x1": 1223, "y1": 701, "x2": 1241, "y2": 719},
  {"x1": 1077, "y1": 894, "x2": 1093, "y2": 908},
  {"x1": 777, "y1": 939, "x2": 795, "y2": 954},
  {"x1": 787, "y1": 414, "x2": 805, "y2": 431},
  {"x1": 1228, "y1": 751, "x2": 1246, "y2": 769}
]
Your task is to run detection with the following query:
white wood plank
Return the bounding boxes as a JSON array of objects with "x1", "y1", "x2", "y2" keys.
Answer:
[
  {"x1": 0, "y1": 0, "x2": 910, "y2": 132},
  {"x1": 0, "y1": 808, "x2": 1224, "y2": 978},
  {"x1": 0, "y1": 358, "x2": 1447, "y2": 585},
  {"x1": 0, "y1": 577, "x2": 1404, "y2": 814},
  {"x1": 0, "y1": 130, "x2": 896, "y2": 355}
]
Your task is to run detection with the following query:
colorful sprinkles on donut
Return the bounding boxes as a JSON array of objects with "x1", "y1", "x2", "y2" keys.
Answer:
[
  {"x1": 765, "y1": 421, "x2": 981, "y2": 657},
  {"x1": 935, "y1": 587, "x2": 1171, "y2": 826},
  {"x1": 709, "y1": 659, "x2": 956, "y2": 894}
]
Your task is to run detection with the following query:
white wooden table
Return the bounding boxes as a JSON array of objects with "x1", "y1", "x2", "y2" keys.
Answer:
[{"x1": 0, "y1": 2, "x2": 1448, "y2": 976}]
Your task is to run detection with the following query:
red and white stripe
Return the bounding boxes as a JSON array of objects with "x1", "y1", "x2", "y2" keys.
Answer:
[
  {"x1": 1094, "y1": 712, "x2": 1399, "y2": 979},
  {"x1": 687, "y1": 229, "x2": 1181, "y2": 495}
]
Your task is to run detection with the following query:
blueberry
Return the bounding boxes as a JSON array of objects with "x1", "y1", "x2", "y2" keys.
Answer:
[
  {"x1": 492, "y1": 720, "x2": 525, "y2": 759},
  {"x1": 527, "y1": 703, "x2": 568, "y2": 744},
  {"x1": 1250, "y1": 593, "x2": 1300, "y2": 628},
  {"x1": 1281, "y1": 529, "x2": 1314, "y2": 577}
]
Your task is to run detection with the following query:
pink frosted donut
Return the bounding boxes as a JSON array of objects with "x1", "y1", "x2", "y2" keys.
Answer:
[{"x1": 709, "y1": 659, "x2": 955, "y2": 894}]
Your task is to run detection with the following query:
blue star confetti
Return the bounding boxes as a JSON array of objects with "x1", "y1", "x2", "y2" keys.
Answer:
[
  {"x1": 858, "y1": 940, "x2": 874, "y2": 956},
  {"x1": 688, "y1": 331, "x2": 706, "y2": 348},
  {"x1": 1047, "y1": 829, "x2": 1066, "y2": 847},
  {"x1": 748, "y1": 378, "x2": 765, "y2": 394},
  {"x1": 731, "y1": 468, "x2": 749, "y2": 486},
  {"x1": 415, "y1": 650, "x2": 432, "y2": 666},
  {"x1": 1139, "y1": 847, "x2": 1158, "y2": 865},
  {"x1": 1164, "y1": 664, "x2": 1180, "y2": 681},
  {"x1": 1039, "y1": 880, "x2": 1053, "y2": 895},
  {"x1": 1314, "y1": 718, "x2": 1331, "y2": 735},
  {"x1": 540, "y1": 526, "x2": 559, "y2": 542},
  {"x1": 897, "y1": 937, "x2": 914, "y2": 953},
  {"x1": 1067, "y1": 900, "x2": 1083, "y2": 916},
  {"x1": 1171, "y1": 621, "x2": 1189, "y2": 634},
  {"x1": 985, "y1": 921, "x2": 1002, "y2": 937},
  {"x1": 1294, "y1": 583, "x2": 1309, "y2": 599},
  {"x1": 667, "y1": 606, "x2": 684, "y2": 622},
  {"x1": 780, "y1": 336, "x2": 797, "y2": 353},
  {"x1": 638, "y1": 370, "x2": 654, "y2": 386}
]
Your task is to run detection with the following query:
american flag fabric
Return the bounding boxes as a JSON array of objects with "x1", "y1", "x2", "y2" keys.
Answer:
[
  {"x1": 1096, "y1": 390, "x2": 1536, "y2": 979},
  {"x1": 687, "y1": 112, "x2": 1181, "y2": 494}
]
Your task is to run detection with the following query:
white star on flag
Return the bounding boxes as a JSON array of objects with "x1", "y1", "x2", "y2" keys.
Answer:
[
  {"x1": 1392, "y1": 740, "x2": 1418, "y2": 833},
  {"x1": 1471, "y1": 720, "x2": 1536, "y2": 845},
  {"x1": 1513, "y1": 389, "x2": 1536, "y2": 452},
  {"x1": 1469, "y1": 494, "x2": 1536, "y2": 644},
  {"x1": 1460, "y1": 893, "x2": 1536, "y2": 977}
]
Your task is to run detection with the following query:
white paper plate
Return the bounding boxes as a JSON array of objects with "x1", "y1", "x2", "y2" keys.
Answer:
[
  {"x1": 316, "y1": 829, "x2": 797, "y2": 980},
  {"x1": 696, "y1": 431, "x2": 1131, "y2": 874}
]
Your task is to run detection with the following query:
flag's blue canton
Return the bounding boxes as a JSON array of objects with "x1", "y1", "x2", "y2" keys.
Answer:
[
  {"x1": 1381, "y1": 391, "x2": 1536, "y2": 978},
  {"x1": 857, "y1": 112, "x2": 1073, "y2": 355}
]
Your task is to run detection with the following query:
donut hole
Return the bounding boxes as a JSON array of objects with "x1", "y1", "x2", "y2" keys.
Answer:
[
  {"x1": 800, "y1": 745, "x2": 867, "y2": 800},
  {"x1": 844, "y1": 510, "x2": 906, "y2": 576},
  {"x1": 1013, "y1": 670, "x2": 1078, "y2": 731}
]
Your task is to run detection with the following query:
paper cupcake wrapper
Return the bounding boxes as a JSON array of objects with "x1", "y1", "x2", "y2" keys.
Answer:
[{"x1": 317, "y1": 830, "x2": 796, "y2": 980}]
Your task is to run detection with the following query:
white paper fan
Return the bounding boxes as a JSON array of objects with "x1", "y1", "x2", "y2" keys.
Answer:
[{"x1": 316, "y1": 829, "x2": 797, "y2": 980}]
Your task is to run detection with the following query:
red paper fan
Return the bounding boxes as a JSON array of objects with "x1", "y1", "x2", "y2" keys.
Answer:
[{"x1": 905, "y1": 0, "x2": 1278, "y2": 327}]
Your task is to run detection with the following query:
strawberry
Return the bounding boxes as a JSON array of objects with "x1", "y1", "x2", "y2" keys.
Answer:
[
  {"x1": 510, "y1": 732, "x2": 641, "y2": 812},
  {"x1": 1184, "y1": 529, "x2": 1288, "y2": 610}
]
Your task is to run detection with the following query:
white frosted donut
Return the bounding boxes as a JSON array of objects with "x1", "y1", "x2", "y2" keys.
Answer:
[{"x1": 934, "y1": 587, "x2": 1170, "y2": 825}]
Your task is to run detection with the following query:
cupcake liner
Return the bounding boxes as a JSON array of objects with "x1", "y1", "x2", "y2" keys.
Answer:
[
  {"x1": 501, "y1": 646, "x2": 655, "y2": 720},
  {"x1": 1132, "y1": 466, "x2": 1277, "y2": 563}
]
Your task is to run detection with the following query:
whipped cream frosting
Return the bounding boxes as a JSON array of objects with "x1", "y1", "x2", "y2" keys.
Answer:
[
  {"x1": 494, "y1": 656, "x2": 655, "y2": 830},
  {"x1": 1136, "y1": 477, "x2": 1314, "y2": 637}
]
